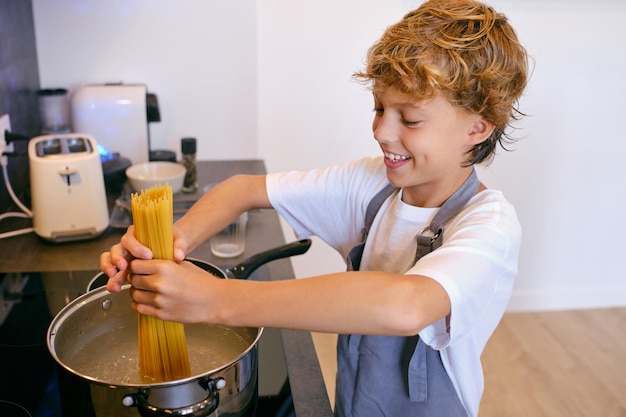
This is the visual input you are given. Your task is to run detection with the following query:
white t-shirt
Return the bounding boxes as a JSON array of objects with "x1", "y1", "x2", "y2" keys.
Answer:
[{"x1": 266, "y1": 156, "x2": 521, "y2": 417}]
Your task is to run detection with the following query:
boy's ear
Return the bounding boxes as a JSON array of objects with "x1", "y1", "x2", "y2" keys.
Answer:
[{"x1": 468, "y1": 118, "x2": 495, "y2": 145}]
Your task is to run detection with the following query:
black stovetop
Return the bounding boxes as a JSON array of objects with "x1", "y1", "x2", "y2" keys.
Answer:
[
  {"x1": 0, "y1": 273, "x2": 60, "y2": 417},
  {"x1": 0, "y1": 273, "x2": 294, "y2": 417}
]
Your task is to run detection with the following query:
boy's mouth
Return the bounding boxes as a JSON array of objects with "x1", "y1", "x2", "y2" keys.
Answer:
[{"x1": 384, "y1": 151, "x2": 411, "y2": 162}]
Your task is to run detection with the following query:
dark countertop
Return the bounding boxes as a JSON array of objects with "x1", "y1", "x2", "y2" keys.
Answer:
[
  {"x1": 0, "y1": 159, "x2": 333, "y2": 417},
  {"x1": 0, "y1": 160, "x2": 278, "y2": 273}
]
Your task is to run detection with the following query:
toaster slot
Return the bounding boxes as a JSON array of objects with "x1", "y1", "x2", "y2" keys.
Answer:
[
  {"x1": 35, "y1": 136, "x2": 93, "y2": 157},
  {"x1": 39, "y1": 138, "x2": 62, "y2": 155},
  {"x1": 67, "y1": 137, "x2": 89, "y2": 153}
]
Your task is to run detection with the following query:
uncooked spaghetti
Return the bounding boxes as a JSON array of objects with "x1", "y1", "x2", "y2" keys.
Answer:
[{"x1": 131, "y1": 183, "x2": 191, "y2": 382}]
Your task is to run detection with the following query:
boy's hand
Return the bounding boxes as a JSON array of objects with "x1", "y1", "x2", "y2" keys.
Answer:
[
  {"x1": 100, "y1": 224, "x2": 191, "y2": 292},
  {"x1": 100, "y1": 225, "x2": 153, "y2": 292}
]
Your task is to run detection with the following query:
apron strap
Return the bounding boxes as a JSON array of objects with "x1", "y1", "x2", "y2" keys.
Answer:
[
  {"x1": 414, "y1": 169, "x2": 480, "y2": 262},
  {"x1": 347, "y1": 183, "x2": 397, "y2": 271}
]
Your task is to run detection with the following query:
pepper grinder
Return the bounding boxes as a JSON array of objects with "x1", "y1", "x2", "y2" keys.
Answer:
[{"x1": 181, "y1": 137, "x2": 197, "y2": 193}]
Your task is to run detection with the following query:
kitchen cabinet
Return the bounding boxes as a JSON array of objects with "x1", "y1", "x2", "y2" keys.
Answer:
[{"x1": 0, "y1": 159, "x2": 332, "y2": 417}]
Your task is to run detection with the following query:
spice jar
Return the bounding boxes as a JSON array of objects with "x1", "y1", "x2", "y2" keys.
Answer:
[{"x1": 181, "y1": 137, "x2": 197, "y2": 193}]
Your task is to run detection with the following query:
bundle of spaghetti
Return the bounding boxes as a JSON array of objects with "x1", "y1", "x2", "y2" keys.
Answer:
[{"x1": 131, "y1": 184, "x2": 191, "y2": 382}]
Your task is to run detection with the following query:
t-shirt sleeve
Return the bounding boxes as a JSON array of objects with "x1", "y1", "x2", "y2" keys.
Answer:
[{"x1": 266, "y1": 156, "x2": 389, "y2": 258}]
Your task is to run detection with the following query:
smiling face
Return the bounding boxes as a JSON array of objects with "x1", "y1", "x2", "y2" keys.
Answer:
[
  {"x1": 355, "y1": 0, "x2": 529, "y2": 169},
  {"x1": 372, "y1": 87, "x2": 494, "y2": 207}
]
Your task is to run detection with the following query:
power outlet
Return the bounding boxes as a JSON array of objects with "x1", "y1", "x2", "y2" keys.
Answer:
[{"x1": 0, "y1": 114, "x2": 14, "y2": 155}]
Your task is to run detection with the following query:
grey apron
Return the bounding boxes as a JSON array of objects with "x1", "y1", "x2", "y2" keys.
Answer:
[{"x1": 335, "y1": 170, "x2": 479, "y2": 417}]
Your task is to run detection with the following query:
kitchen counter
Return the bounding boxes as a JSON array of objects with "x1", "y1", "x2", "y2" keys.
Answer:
[
  {"x1": 0, "y1": 160, "x2": 286, "y2": 273},
  {"x1": 0, "y1": 159, "x2": 333, "y2": 417}
]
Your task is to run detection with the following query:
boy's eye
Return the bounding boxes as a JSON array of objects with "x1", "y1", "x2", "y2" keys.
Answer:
[
  {"x1": 372, "y1": 105, "x2": 420, "y2": 126},
  {"x1": 402, "y1": 111, "x2": 422, "y2": 126}
]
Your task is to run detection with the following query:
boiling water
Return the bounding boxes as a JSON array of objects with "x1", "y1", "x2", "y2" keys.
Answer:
[{"x1": 64, "y1": 323, "x2": 252, "y2": 385}]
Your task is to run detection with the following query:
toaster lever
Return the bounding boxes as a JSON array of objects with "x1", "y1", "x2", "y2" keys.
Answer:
[
  {"x1": 58, "y1": 167, "x2": 78, "y2": 175},
  {"x1": 58, "y1": 167, "x2": 78, "y2": 186}
]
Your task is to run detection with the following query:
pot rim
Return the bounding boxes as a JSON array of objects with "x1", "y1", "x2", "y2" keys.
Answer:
[{"x1": 47, "y1": 284, "x2": 263, "y2": 388}]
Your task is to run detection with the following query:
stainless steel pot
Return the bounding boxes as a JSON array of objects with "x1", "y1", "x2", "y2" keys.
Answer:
[{"x1": 47, "y1": 239, "x2": 311, "y2": 417}]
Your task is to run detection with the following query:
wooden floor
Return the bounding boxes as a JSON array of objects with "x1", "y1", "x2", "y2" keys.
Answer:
[{"x1": 311, "y1": 307, "x2": 626, "y2": 417}]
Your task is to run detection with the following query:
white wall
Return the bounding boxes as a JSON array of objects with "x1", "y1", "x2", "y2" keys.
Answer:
[
  {"x1": 475, "y1": 0, "x2": 626, "y2": 310},
  {"x1": 33, "y1": 0, "x2": 258, "y2": 160},
  {"x1": 34, "y1": 0, "x2": 626, "y2": 311},
  {"x1": 258, "y1": 0, "x2": 626, "y2": 312}
]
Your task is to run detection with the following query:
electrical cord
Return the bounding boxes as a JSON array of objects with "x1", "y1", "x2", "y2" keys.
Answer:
[{"x1": 1, "y1": 154, "x2": 34, "y2": 239}]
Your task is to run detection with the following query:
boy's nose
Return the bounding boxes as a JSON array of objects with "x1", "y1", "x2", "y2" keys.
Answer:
[{"x1": 373, "y1": 117, "x2": 396, "y2": 144}]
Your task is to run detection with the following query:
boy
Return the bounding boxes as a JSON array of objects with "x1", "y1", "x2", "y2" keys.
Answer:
[{"x1": 101, "y1": 0, "x2": 528, "y2": 415}]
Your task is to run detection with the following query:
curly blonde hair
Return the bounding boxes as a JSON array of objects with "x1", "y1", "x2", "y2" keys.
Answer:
[{"x1": 354, "y1": 0, "x2": 529, "y2": 165}]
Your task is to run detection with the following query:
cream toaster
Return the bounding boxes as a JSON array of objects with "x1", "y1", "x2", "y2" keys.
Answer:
[{"x1": 28, "y1": 134, "x2": 109, "y2": 242}]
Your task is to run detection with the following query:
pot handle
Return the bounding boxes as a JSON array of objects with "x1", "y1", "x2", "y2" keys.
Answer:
[
  {"x1": 124, "y1": 378, "x2": 225, "y2": 417},
  {"x1": 226, "y1": 238, "x2": 312, "y2": 280}
]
